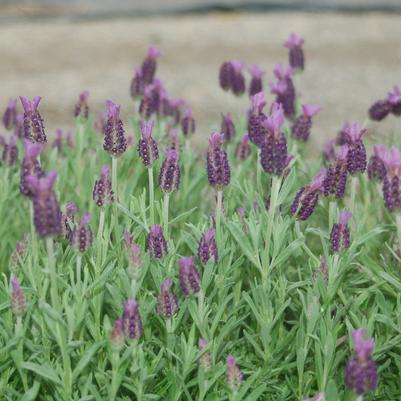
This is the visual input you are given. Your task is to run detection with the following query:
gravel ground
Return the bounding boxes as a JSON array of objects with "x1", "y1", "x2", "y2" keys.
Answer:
[{"x1": 0, "y1": 12, "x2": 401, "y2": 151}]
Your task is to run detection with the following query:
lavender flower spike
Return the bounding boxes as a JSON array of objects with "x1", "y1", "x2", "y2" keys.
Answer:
[
  {"x1": 198, "y1": 228, "x2": 218, "y2": 265},
  {"x1": 292, "y1": 104, "x2": 321, "y2": 142},
  {"x1": 146, "y1": 224, "x2": 168, "y2": 259},
  {"x1": 27, "y1": 171, "x2": 63, "y2": 238},
  {"x1": 248, "y1": 91, "x2": 267, "y2": 146},
  {"x1": 271, "y1": 64, "x2": 296, "y2": 118},
  {"x1": 382, "y1": 146, "x2": 401, "y2": 212},
  {"x1": 330, "y1": 210, "x2": 352, "y2": 253},
  {"x1": 323, "y1": 144, "x2": 349, "y2": 199},
  {"x1": 93, "y1": 165, "x2": 114, "y2": 207},
  {"x1": 3, "y1": 98, "x2": 18, "y2": 130},
  {"x1": 345, "y1": 328, "x2": 378, "y2": 395},
  {"x1": 388, "y1": 85, "x2": 401, "y2": 116},
  {"x1": 123, "y1": 230, "x2": 142, "y2": 272},
  {"x1": 198, "y1": 339, "x2": 212, "y2": 370},
  {"x1": 158, "y1": 149, "x2": 180, "y2": 193},
  {"x1": 19, "y1": 96, "x2": 47, "y2": 143},
  {"x1": 235, "y1": 132, "x2": 251, "y2": 160},
  {"x1": 2, "y1": 135, "x2": 18, "y2": 166},
  {"x1": 141, "y1": 46, "x2": 161, "y2": 85},
  {"x1": 20, "y1": 140, "x2": 44, "y2": 197},
  {"x1": 344, "y1": 122, "x2": 367, "y2": 175},
  {"x1": 74, "y1": 90, "x2": 90, "y2": 119},
  {"x1": 157, "y1": 278, "x2": 178, "y2": 318},
  {"x1": 103, "y1": 100, "x2": 127, "y2": 157},
  {"x1": 179, "y1": 256, "x2": 201, "y2": 296},
  {"x1": 219, "y1": 61, "x2": 235, "y2": 91},
  {"x1": 11, "y1": 276, "x2": 26, "y2": 317},
  {"x1": 284, "y1": 33, "x2": 305, "y2": 70},
  {"x1": 130, "y1": 67, "x2": 144, "y2": 99},
  {"x1": 181, "y1": 108, "x2": 196, "y2": 136},
  {"x1": 138, "y1": 119, "x2": 159, "y2": 167},
  {"x1": 367, "y1": 144, "x2": 387, "y2": 181},
  {"x1": 207, "y1": 132, "x2": 231, "y2": 189},
  {"x1": 248, "y1": 65, "x2": 265, "y2": 97},
  {"x1": 110, "y1": 319, "x2": 125, "y2": 350},
  {"x1": 368, "y1": 98, "x2": 391, "y2": 121},
  {"x1": 122, "y1": 298, "x2": 143, "y2": 339},
  {"x1": 226, "y1": 355, "x2": 243, "y2": 392},
  {"x1": 231, "y1": 61, "x2": 246, "y2": 96},
  {"x1": 71, "y1": 212, "x2": 93, "y2": 252},
  {"x1": 221, "y1": 113, "x2": 236, "y2": 142}
]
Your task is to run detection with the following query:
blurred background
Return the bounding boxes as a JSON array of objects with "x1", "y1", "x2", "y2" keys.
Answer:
[{"x1": 1, "y1": 0, "x2": 401, "y2": 150}]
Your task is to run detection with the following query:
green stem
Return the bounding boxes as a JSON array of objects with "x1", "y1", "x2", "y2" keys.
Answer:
[
  {"x1": 163, "y1": 193, "x2": 170, "y2": 238},
  {"x1": 110, "y1": 352, "x2": 121, "y2": 401},
  {"x1": 95, "y1": 209, "x2": 105, "y2": 337},
  {"x1": 328, "y1": 200, "x2": 337, "y2": 231},
  {"x1": 46, "y1": 238, "x2": 60, "y2": 311},
  {"x1": 30, "y1": 202, "x2": 39, "y2": 291},
  {"x1": 216, "y1": 190, "x2": 223, "y2": 249},
  {"x1": 112, "y1": 157, "x2": 118, "y2": 202},
  {"x1": 395, "y1": 214, "x2": 401, "y2": 251},
  {"x1": 148, "y1": 167, "x2": 155, "y2": 225},
  {"x1": 256, "y1": 152, "x2": 261, "y2": 194},
  {"x1": 350, "y1": 176, "x2": 358, "y2": 216},
  {"x1": 76, "y1": 254, "x2": 82, "y2": 288}
]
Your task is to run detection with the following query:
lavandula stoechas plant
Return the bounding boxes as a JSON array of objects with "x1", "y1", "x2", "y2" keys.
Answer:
[
  {"x1": 367, "y1": 144, "x2": 387, "y2": 182},
  {"x1": 20, "y1": 140, "x2": 44, "y2": 197},
  {"x1": 343, "y1": 123, "x2": 367, "y2": 175},
  {"x1": 388, "y1": 85, "x2": 401, "y2": 116},
  {"x1": 122, "y1": 298, "x2": 143, "y2": 340},
  {"x1": 146, "y1": 224, "x2": 168, "y2": 259},
  {"x1": 330, "y1": 211, "x2": 352, "y2": 253},
  {"x1": 130, "y1": 67, "x2": 145, "y2": 99},
  {"x1": 93, "y1": 165, "x2": 114, "y2": 208},
  {"x1": 248, "y1": 65, "x2": 265, "y2": 97},
  {"x1": 368, "y1": 85, "x2": 401, "y2": 121},
  {"x1": 271, "y1": 64, "x2": 296, "y2": 119},
  {"x1": 141, "y1": 46, "x2": 161, "y2": 85},
  {"x1": 179, "y1": 257, "x2": 201, "y2": 296},
  {"x1": 103, "y1": 100, "x2": 127, "y2": 157},
  {"x1": 71, "y1": 212, "x2": 93, "y2": 253},
  {"x1": 221, "y1": 113, "x2": 236, "y2": 142},
  {"x1": 181, "y1": 108, "x2": 196, "y2": 136},
  {"x1": 381, "y1": 147, "x2": 401, "y2": 213},
  {"x1": 235, "y1": 132, "x2": 251, "y2": 161},
  {"x1": 157, "y1": 278, "x2": 178, "y2": 318},
  {"x1": 138, "y1": 119, "x2": 159, "y2": 224},
  {"x1": 198, "y1": 339, "x2": 212, "y2": 370},
  {"x1": 219, "y1": 61, "x2": 235, "y2": 91},
  {"x1": 3, "y1": 98, "x2": 18, "y2": 130},
  {"x1": 74, "y1": 90, "x2": 90, "y2": 120},
  {"x1": 10, "y1": 276, "x2": 26, "y2": 318},
  {"x1": 218, "y1": 60, "x2": 245, "y2": 96},
  {"x1": 198, "y1": 228, "x2": 218, "y2": 265},
  {"x1": 123, "y1": 231, "x2": 142, "y2": 277},
  {"x1": 19, "y1": 96, "x2": 47, "y2": 143},
  {"x1": 291, "y1": 104, "x2": 321, "y2": 142},
  {"x1": 291, "y1": 169, "x2": 326, "y2": 220},
  {"x1": 323, "y1": 145, "x2": 349, "y2": 199},
  {"x1": 284, "y1": 32, "x2": 305, "y2": 70},
  {"x1": 226, "y1": 355, "x2": 243, "y2": 393},
  {"x1": 345, "y1": 329, "x2": 378, "y2": 396},
  {"x1": 1, "y1": 135, "x2": 18, "y2": 166},
  {"x1": 248, "y1": 92, "x2": 267, "y2": 146}
]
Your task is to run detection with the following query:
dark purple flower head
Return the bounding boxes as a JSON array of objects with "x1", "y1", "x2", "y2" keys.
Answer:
[
  {"x1": 139, "y1": 85, "x2": 155, "y2": 119},
  {"x1": 291, "y1": 168, "x2": 326, "y2": 220},
  {"x1": 368, "y1": 144, "x2": 387, "y2": 181},
  {"x1": 387, "y1": 85, "x2": 401, "y2": 115},
  {"x1": 219, "y1": 61, "x2": 235, "y2": 91},
  {"x1": 221, "y1": 113, "x2": 236, "y2": 142},
  {"x1": 141, "y1": 46, "x2": 161, "y2": 85},
  {"x1": 93, "y1": 165, "x2": 114, "y2": 207},
  {"x1": 198, "y1": 228, "x2": 218, "y2": 265},
  {"x1": 110, "y1": 319, "x2": 125, "y2": 350},
  {"x1": 207, "y1": 132, "x2": 231, "y2": 189},
  {"x1": 20, "y1": 139, "x2": 45, "y2": 197},
  {"x1": 368, "y1": 99, "x2": 391, "y2": 121},
  {"x1": 235, "y1": 132, "x2": 251, "y2": 160},
  {"x1": 198, "y1": 339, "x2": 212, "y2": 370},
  {"x1": 343, "y1": 122, "x2": 367, "y2": 175},
  {"x1": 138, "y1": 119, "x2": 159, "y2": 167},
  {"x1": 322, "y1": 139, "x2": 336, "y2": 165},
  {"x1": 74, "y1": 90, "x2": 90, "y2": 119},
  {"x1": 345, "y1": 328, "x2": 378, "y2": 395},
  {"x1": 330, "y1": 210, "x2": 352, "y2": 253},
  {"x1": 181, "y1": 107, "x2": 196, "y2": 136},
  {"x1": 226, "y1": 355, "x2": 243, "y2": 392},
  {"x1": 146, "y1": 224, "x2": 168, "y2": 259},
  {"x1": 103, "y1": 100, "x2": 127, "y2": 157},
  {"x1": 271, "y1": 64, "x2": 296, "y2": 118},
  {"x1": 158, "y1": 149, "x2": 180, "y2": 193},
  {"x1": 3, "y1": 98, "x2": 18, "y2": 130},
  {"x1": 157, "y1": 278, "x2": 178, "y2": 318},
  {"x1": 27, "y1": 171, "x2": 63, "y2": 238},
  {"x1": 382, "y1": 146, "x2": 401, "y2": 212},
  {"x1": 10, "y1": 276, "x2": 26, "y2": 317},
  {"x1": 179, "y1": 256, "x2": 201, "y2": 296},
  {"x1": 284, "y1": 33, "x2": 305, "y2": 70},
  {"x1": 273, "y1": 64, "x2": 295, "y2": 80},
  {"x1": 122, "y1": 298, "x2": 143, "y2": 339},
  {"x1": 248, "y1": 65, "x2": 265, "y2": 97},
  {"x1": 9, "y1": 234, "x2": 30, "y2": 271},
  {"x1": 71, "y1": 212, "x2": 93, "y2": 253},
  {"x1": 231, "y1": 61, "x2": 246, "y2": 96},
  {"x1": 19, "y1": 96, "x2": 47, "y2": 143},
  {"x1": 323, "y1": 144, "x2": 349, "y2": 199},
  {"x1": 1, "y1": 135, "x2": 18, "y2": 166},
  {"x1": 248, "y1": 92, "x2": 267, "y2": 146},
  {"x1": 130, "y1": 67, "x2": 145, "y2": 99}
]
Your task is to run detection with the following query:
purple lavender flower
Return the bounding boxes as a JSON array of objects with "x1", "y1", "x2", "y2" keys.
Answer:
[
  {"x1": 345, "y1": 328, "x2": 378, "y2": 395},
  {"x1": 231, "y1": 61, "x2": 246, "y2": 96},
  {"x1": 260, "y1": 102, "x2": 288, "y2": 176},
  {"x1": 330, "y1": 211, "x2": 352, "y2": 252},
  {"x1": 198, "y1": 339, "x2": 212, "y2": 370},
  {"x1": 388, "y1": 85, "x2": 401, "y2": 116},
  {"x1": 139, "y1": 86, "x2": 155, "y2": 119},
  {"x1": 248, "y1": 65, "x2": 265, "y2": 97},
  {"x1": 27, "y1": 171, "x2": 62, "y2": 238},
  {"x1": 198, "y1": 228, "x2": 218, "y2": 265},
  {"x1": 14, "y1": 113, "x2": 24, "y2": 138},
  {"x1": 110, "y1": 319, "x2": 125, "y2": 350},
  {"x1": 61, "y1": 201, "x2": 77, "y2": 240},
  {"x1": 146, "y1": 224, "x2": 168, "y2": 259},
  {"x1": 382, "y1": 146, "x2": 401, "y2": 212},
  {"x1": 368, "y1": 99, "x2": 391, "y2": 121},
  {"x1": 130, "y1": 67, "x2": 145, "y2": 99},
  {"x1": 219, "y1": 61, "x2": 235, "y2": 91},
  {"x1": 71, "y1": 212, "x2": 93, "y2": 252},
  {"x1": 93, "y1": 165, "x2": 114, "y2": 207},
  {"x1": 247, "y1": 92, "x2": 268, "y2": 147},
  {"x1": 336, "y1": 121, "x2": 349, "y2": 146},
  {"x1": 179, "y1": 256, "x2": 201, "y2": 296},
  {"x1": 284, "y1": 33, "x2": 305, "y2": 70},
  {"x1": 138, "y1": 120, "x2": 159, "y2": 167},
  {"x1": 1, "y1": 135, "x2": 18, "y2": 166},
  {"x1": 74, "y1": 90, "x2": 90, "y2": 119},
  {"x1": 158, "y1": 149, "x2": 180, "y2": 193},
  {"x1": 3, "y1": 98, "x2": 18, "y2": 130},
  {"x1": 207, "y1": 132, "x2": 231, "y2": 189},
  {"x1": 343, "y1": 122, "x2": 367, "y2": 175},
  {"x1": 148, "y1": 79, "x2": 166, "y2": 116},
  {"x1": 123, "y1": 230, "x2": 142, "y2": 271},
  {"x1": 322, "y1": 139, "x2": 336, "y2": 166},
  {"x1": 291, "y1": 104, "x2": 321, "y2": 142},
  {"x1": 141, "y1": 46, "x2": 161, "y2": 85},
  {"x1": 20, "y1": 140, "x2": 45, "y2": 197},
  {"x1": 235, "y1": 132, "x2": 251, "y2": 161},
  {"x1": 52, "y1": 129, "x2": 64, "y2": 152},
  {"x1": 181, "y1": 108, "x2": 196, "y2": 136},
  {"x1": 271, "y1": 64, "x2": 296, "y2": 118},
  {"x1": 226, "y1": 355, "x2": 243, "y2": 392},
  {"x1": 157, "y1": 278, "x2": 178, "y2": 318},
  {"x1": 122, "y1": 298, "x2": 143, "y2": 339},
  {"x1": 19, "y1": 96, "x2": 47, "y2": 143},
  {"x1": 221, "y1": 113, "x2": 236, "y2": 142},
  {"x1": 323, "y1": 145, "x2": 349, "y2": 199},
  {"x1": 103, "y1": 100, "x2": 127, "y2": 157},
  {"x1": 291, "y1": 169, "x2": 326, "y2": 220},
  {"x1": 367, "y1": 144, "x2": 387, "y2": 181},
  {"x1": 10, "y1": 276, "x2": 26, "y2": 317}
]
